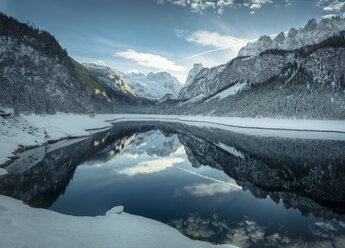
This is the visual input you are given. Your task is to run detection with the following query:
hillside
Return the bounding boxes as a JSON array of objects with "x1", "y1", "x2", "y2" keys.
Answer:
[
  {"x1": 175, "y1": 18, "x2": 345, "y2": 119},
  {"x1": 0, "y1": 13, "x2": 150, "y2": 114}
]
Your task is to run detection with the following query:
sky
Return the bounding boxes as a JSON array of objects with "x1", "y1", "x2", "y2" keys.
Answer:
[{"x1": 1, "y1": 0, "x2": 345, "y2": 83}]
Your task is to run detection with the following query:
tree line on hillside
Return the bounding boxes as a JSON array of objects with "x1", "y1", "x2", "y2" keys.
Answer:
[
  {"x1": 165, "y1": 64, "x2": 345, "y2": 119},
  {"x1": 0, "y1": 12, "x2": 68, "y2": 62}
]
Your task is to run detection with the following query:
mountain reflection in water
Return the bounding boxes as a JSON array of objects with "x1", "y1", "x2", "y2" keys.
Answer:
[{"x1": 1, "y1": 121, "x2": 345, "y2": 247}]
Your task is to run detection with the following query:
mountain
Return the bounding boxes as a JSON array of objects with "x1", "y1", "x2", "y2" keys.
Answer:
[
  {"x1": 184, "y1": 63, "x2": 203, "y2": 87},
  {"x1": 82, "y1": 63, "x2": 137, "y2": 98},
  {"x1": 171, "y1": 122, "x2": 345, "y2": 221},
  {"x1": 122, "y1": 71, "x2": 183, "y2": 100},
  {"x1": 159, "y1": 94, "x2": 174, "y2": 103},
  {"x1": 176, "y1": 18, "x2": 345, "y2": 119},
  {"x1": 238, "y1": 16, "x2": 345, "y2": 57},
  {"x1": 0, "y1": 13, "x2": 150, "y2": 114}
]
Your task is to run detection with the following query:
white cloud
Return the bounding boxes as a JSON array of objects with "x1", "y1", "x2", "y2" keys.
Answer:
[
  {"x1": 156, "y1": 0, "x2": 234, "y2": 14},
  {"x1": 93, "y1": 60, "x2": 107, "y2": 66},
  {"x1": 250, "y1": 0, "x2": 273, "y2": 9},
  {"x1": 186, "y1": 30, "x2": 249, "y2": 53},
  {"x1": 115, "y1": 50, "x2": 185, "y2": 72},
  {"x1": 285, "y1": 0, "x2": 293, "y2": 7},
  {"x1": 322, "y1": 13, "x2": 338, "y2": 18},
  {"x1": 323, "y1": 0, "x2": 345, "y2": 11},
  {"x1": 156, "y1": 0, "x2": 277, "y2": 14},
  {"x1": 250, "y1": 10, "x2": 255, "y2": 14},
  {"x1": 127, "y1": 69, "x2": 140, "y2": 74},
  {"x1": 216, "y1": 0, "x2": 235, "y2": 14},
  {"x1": 183, "y1": 182, "x2": 240, "y2": 197},
  {"x1": 117, "y1": 157, "x2": 184, "y2": 176}
]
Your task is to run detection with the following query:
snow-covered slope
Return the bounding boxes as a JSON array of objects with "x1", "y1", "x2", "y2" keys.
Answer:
[
  {"x1": 238, "y1": 17, "x2": 345, "y2": 56},
  {"x1": 122, "y1": 71, "x2": 183, "y2": 100},
  {"x1": 176, "y1": 19, "x2": 345, "y2": 119},
  {"x1": 82, "y1": 63, "x2": 136, "y2": 98}
]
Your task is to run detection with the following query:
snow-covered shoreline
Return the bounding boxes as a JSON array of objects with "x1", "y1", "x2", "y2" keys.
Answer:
[
  {"x1": 107, "y1": 114, "x2": 345, "y2": 141},
  {"x1": 0, "y1": 195, "x2": 235, "y2": 248},
  {"x1": 1, "y1": 113, "x2": 345, "y2": 248},
  {"x1": 1, "y1": 113, "x2": 345, "y2": 168},
  {"x1": 108, "y1": 114, "x2": 345, "y2": 133},
  {"x1": 0, "y1": 113, "x2": 114, "y2": 166}
]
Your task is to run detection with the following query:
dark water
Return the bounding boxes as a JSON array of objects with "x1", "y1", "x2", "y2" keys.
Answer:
[{"x1": 1, "y1": 121, "x2": 345, "y2": 247}]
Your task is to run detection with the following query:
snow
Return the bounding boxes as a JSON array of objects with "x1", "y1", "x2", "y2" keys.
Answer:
[
  {"x1": 178, "y1": 93, "x2": 205, "y2": 106},
  {"x1": 216, "y1": 143, "x2": 245, "y2": 159},
  {"x1": 106, "y1": 114, "x2": 345, "y2": 141},
  {"x1": 1, "y1": 113, "x2": 344, "y2": 247},
  {"x1": 0, "y1": 113, "x2": 113, "y2": 164},
  {"x1": 0, "y1": 168, "x2": 7, "y2": 176},
  {"x1": 238, "y1": 17, "x2": 345, "y2": 56},
  {"x1": 106, "y1": 206, "x2": 124, "y2": 215},
  {"x1": 0, "y1": 195, "x2": 236, "y2": 248},
  {"x1": 206, "y1": 82, "x2": 247, "y2": 102},
  {"x1": 122, "y1": 71, "x2": 183, "y2": 100},
  {"x1": 2, "y1": 113, "x2": 345, "y2": 166}
]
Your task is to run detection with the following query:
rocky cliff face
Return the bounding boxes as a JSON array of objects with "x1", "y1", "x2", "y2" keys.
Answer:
[
  {"x1": 82, "y1": 63, "x2": 137, "y2": 98},
  {"x1": 184, "y1": 63, "x2": 203, "y2": 87},
  {"x1": 238, "y1": 17, "x2": 345, "y2": 56},
  {"x1": 176, "y1": 19, "x2": 345, "y2": 119},
  {"x1": 122, "y1": 71, "x2": 183, "y2": 100}
]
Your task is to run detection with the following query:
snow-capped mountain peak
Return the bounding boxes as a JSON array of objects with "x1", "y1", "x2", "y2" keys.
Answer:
[
  {"x1": 185, "y1": 63, "x2": 204, "y2": 87},
  {"x1": 238, "y1": 16, "x2": 345, "y2": 56},
  {"x1": 122, "y1": 71, "x2": 183, "y2": 100}
]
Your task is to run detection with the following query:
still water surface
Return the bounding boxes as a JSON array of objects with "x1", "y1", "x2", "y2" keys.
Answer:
[{"x1": 1, "y1": 121, "x2": 345, "y2": 247}]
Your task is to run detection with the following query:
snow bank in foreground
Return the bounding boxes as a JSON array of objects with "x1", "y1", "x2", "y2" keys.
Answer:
[{"x1": 0, "y1": 196, "x2": 236, "y2": 248}]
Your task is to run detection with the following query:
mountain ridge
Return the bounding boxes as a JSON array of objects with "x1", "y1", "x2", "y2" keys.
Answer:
[
  {"x1": 238, "y1": 16, "x2": 345, "y2": 57},
  {"x1": 0, "y1": 13, "x2": 151, "y2": 114},
  {"x1": 122, "y1": 71, "x2": 183, "y2": 100},
  {"x1": 175, "y1": 18, "x2": 345, "y2": 119}
]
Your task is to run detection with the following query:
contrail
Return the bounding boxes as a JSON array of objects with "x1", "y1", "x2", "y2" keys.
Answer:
[
  {"x1": 178, "y1": 167, "x2": 242, "y2": 190},
  {"x1": 177, "y1": 32, "x2": 285, "y2": 62}
]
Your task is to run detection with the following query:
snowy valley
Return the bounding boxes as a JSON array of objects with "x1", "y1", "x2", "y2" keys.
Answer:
[{"x1": 1, "y1": 6, "x2": 345, "y2": 248}]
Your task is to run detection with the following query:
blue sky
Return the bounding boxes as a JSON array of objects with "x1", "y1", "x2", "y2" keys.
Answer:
[{"x1": 1, "y1": 0, "x2": 345, "y2": 82}]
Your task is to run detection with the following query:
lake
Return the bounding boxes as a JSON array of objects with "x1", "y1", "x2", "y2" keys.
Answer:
[{"x1": 1, "y1": 121, "x2": 345, "y2": 247}]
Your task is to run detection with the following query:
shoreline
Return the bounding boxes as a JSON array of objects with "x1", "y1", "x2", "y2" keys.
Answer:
[{"x1": 1, "y1": 113, "x2": 345, "y2": 171}]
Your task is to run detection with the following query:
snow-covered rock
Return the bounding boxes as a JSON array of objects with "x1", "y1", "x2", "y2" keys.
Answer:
[
  {"x1": 0, "y1": 168, "x2": 7, "y2": 176},
  {"x1": 106, "y1": 205, "x2": 124, "y2": 215},
  {"x1": 122, "y1": 71, "x2": 183, "y2": 100},
  {"x1": 238, "y1": 17, "x2": 345, "y2": 56},
  {"x1": 184, "y1": 63, "x2": 204, "y2": 87}
]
